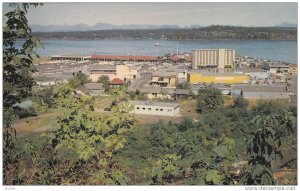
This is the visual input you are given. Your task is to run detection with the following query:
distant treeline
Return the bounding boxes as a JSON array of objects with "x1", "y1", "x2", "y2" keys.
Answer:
[{"x1": 33, "y1": 25, "x2": 297, "y2": 41}]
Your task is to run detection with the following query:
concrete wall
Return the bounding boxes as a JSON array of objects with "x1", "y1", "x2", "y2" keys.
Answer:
[
  {"x1": 130, "y1": 104, "x2": 179, "y2": 116},
  {"x1": 188, "y1": 73, "x2": 249, "y2": 84}
]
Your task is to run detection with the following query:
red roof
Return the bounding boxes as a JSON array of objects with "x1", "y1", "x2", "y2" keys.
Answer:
[
  {"x1": 91, "y1": 54, "x2": 158, "y2": 61},
  {"x1": 110, "y1": 78, "x2": 124, "y2": 85}
]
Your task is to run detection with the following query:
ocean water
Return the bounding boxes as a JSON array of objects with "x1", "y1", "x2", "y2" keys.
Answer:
[{"x1": 18, "y1": 39, "x2": 297, "y2": 64}]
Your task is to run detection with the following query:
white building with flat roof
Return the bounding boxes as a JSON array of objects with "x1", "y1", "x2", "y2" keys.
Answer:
[
  {"x1": 129, "y1": 100, "x2": 180, "y2": 117},
  {"x1": 192, "y1": 49, "x2": 235, "y2": 72}
]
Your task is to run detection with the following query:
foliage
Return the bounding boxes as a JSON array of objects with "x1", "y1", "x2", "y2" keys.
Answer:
[
  {"x1": 3, "y1": 3, "x2": 42, "y2": 185},
  {"x1": 49, "y1": 84, "x2": 134, "y2": 184},
  {"x1": 34, "y1": 25, "x2": 297, "y2": 41},
  {"x1": 232, "y1": 96, "x2": 248, "y2": 110},
  {"x1": 97, "y1": 75, "x2": 110, "y2": 91},
  {"x1": 196, "y1": 88, "x2": 224, "y2": 113},
  {"x1": 69, "y1": 71, "x2": 88, "y2": 88},
  {"x1": 241, "y1": 115, "x2": 282, "y2": 185},
  {"x1": 151, "y1": 154, "x2": 181, "y2": 185}
]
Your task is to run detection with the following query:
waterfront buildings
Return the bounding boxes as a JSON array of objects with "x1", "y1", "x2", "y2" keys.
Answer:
[
  {"x1": 129, "y1": 100, "x2": 180, "y2": 117},
  {"x1": 191, "y1": 49, "x2": 235, "y2": 71}
]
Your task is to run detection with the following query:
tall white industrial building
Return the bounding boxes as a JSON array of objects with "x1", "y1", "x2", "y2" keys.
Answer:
[{"x1": 192, "y1": 49, "x2": 235, "y2": 72}]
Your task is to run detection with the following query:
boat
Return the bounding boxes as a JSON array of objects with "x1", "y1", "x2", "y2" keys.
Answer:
[{"x1": 154, "y1": 42, "x2": 160, "y2": 47}]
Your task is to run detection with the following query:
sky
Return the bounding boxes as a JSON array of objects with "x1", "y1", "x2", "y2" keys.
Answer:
[{"x1": 2, "y1": 2, "x2": 298, "y2": 27}]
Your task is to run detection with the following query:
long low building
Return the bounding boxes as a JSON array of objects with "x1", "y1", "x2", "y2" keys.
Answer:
[
  {"x1": 129, "y1": 100, "x2": 180, "y2": 117},
  {"x1": 188, "y1": 71, "x2": 249, "y2": 84},
  {"x1": 231, "y1": 84, "x2": 289, "y2": 99},
  {"x1": 90, "y1": 55, "x2": 159, "y2": 62}
]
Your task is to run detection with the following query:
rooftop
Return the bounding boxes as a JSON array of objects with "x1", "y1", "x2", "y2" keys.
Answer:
[
  {"x1": 84, "y1": 83, "x2": 104, "y2": 90},
  {"x1": 129, "y1": 100, "x2": 179, "y2": 108},
  {"x1": 91, "y1": 54, "x2": 158, "y2": 61},
  {"x1": 110, "y1": 78, "x2": 124, "y2": 85},
  {"x1": 152, "y1": 71, "x2": 177, "y2": 77}
]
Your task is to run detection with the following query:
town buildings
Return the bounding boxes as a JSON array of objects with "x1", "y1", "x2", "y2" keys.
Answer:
[{"x1": 191, "y1": 49, "x2": 235, "y2": 72}]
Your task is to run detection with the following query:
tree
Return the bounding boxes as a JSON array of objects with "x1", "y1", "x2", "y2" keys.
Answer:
[
  {"x1": 49, "y1": 84, "x2": 135, "y2": 184},
  {"x1": 69, "y1": 71, "x2": 88, "y2": 88},
  {"x1": 196, "y1": 88, "x2": 224, "y2": 113},
  {"x1": 3, "y1": 3, "x2": 42, "y2": 185},
  {"x1": 151, "y1": 154, "x2": 181, "y2": 185},
  {"x1": 241, "y1": 114, "x2": 282, "y2": 185},
  {"x1": 97, "y1": 75, "x2": 110, "y2": 91},
  {"x1": 232, "y1": 96, "x2": 248, "y2": 110}
]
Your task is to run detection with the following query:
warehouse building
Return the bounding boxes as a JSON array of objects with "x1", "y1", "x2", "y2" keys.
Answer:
[
  {"x1": 187, "y1": 71, "x2": 249, "y2": 84},
  {"x1": 231, "y1": 84, "x2": 289, "y2": 99},
  {"x1": 129, "y1": 101, "x2": 180, "y2": 117},
  {"x1": 191, "y1": 49, "x2": 235, "y2": 72}
]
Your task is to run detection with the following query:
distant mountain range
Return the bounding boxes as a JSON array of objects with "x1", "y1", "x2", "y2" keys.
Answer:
[{"x1": 30, "y1": 22, "x2": 297, "y2": 32}]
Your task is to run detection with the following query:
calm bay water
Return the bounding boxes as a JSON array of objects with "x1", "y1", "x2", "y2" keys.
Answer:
[{"x1": 27, "y1": 39, "x2": 297, "y2": 64}]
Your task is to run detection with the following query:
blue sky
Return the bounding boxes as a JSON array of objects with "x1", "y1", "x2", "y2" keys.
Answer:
[{"x1": 2, "y1": 2, "x2": 298, "y2": 26}]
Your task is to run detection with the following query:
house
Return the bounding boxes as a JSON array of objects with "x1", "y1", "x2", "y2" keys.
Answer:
[
  {"x1": 269, "y1": 63, "x2": 289, "y2": 74},
  {"x1": 288, "y1": 64, "x2": 297, "y2": 75},
  {"x1": 89, "y1": 65, "x2": 117, "y2": 82},
  {"x1": 174, "y1": 89, "x2": 190, "y2": 100},
  {"x1": 129, "y1": 100, "x2": 180, "y2": 117},
  {"x1": 116, "y1": 65, "x2": 140, "y2": 82},
  {"x1": 140, "y1": 87, "x2": 175, "y2": 99},
  {"x1": 109, "y1": 78, "x2": 124, "y2": 88},
  {"x1": 150, "y1": 71, "x2": 177, "y2": 87},
  {"x1": 77, "y1": 83, "x2": 105, "y2": 96}
]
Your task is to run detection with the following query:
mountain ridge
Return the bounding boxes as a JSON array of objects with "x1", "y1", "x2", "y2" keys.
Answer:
[{"x1": 30, "y1": 22, "x2": 297, "y2": 32}]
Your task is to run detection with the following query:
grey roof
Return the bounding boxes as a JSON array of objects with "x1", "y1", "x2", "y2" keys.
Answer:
[
  {"x1": 269, "y1": 63, "x2": 289, "y2": 68},
  {"x1": 84, "y1": 83, "x2": 104, "y2": 90},
  {"x1": 36, "y1": 63, "x2": 62, "y2": 73},
  {"x1": 231, "y1": 84, "x2": 287, "y2": 92},
  {"x1": 152, "y1": 71, "x2": 177, "y2": 77},
  {"x1": 33, "y1": 73, "x2": 74, "y2": 81},
  {"x1": 90, "y1": 65, "x2": 116, "y2": 70},
  {"x1": 175, "y1": 89, "x2": 190, "y2": 95},
  {"x1": 77, "y1": 85, "x2": 90, "y2": 94},
  {"x1": 243, "y1": 92, "x2": 289, "y2": 99},
  {"x1": 140, "y1": 87, "x2": 162, "y2": 94},
  {"x1": 129, "y1": 100, "x2": 179, "y2": 108},
  {"x1": 236, "y1": 67, "x2": 266, "y2": 73}
]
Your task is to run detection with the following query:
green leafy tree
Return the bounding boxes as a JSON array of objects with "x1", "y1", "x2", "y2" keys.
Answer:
[
  {"x1": 241, "y1": 115, "x2": 282, "y2": 185},
  {"x1": 97, "y1": 75, "x2": 110, "y2": 91},
  {"x1": 69, "y1": 71, "x2": 88, "y2": 88},
  {"x1": 3, "y1": 3, "x2": 42, "y2": 185},
  {"x1": 196, "y1": 88, "x2": 224, "y2": 113},
  {"x1": 49, "y1": 84, "x2": 134, "y2": 185},
  {"x1": 151, "y1": 154, "x2": 181, "y2": 185}
]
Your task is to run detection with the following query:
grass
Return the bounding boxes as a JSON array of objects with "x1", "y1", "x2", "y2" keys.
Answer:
[{"x1": 13, "y1": 112, "x2": 57, "y2": 137}]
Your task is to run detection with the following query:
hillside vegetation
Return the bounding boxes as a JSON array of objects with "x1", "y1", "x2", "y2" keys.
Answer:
[{"x1": 33, "y1": 25, "x2": 297, "y2": 41}]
